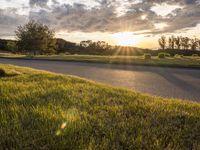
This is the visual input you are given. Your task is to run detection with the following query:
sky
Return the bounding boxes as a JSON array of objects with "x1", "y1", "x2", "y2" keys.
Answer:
[{"x1": 0, "y1": 0, "x2": 200, "y2": 48}]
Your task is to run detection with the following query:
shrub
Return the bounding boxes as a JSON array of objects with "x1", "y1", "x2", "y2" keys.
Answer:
[
  {"x1": 144, "y1": 53, "x2": 151, "y2": 60},
  {"x1": 16, "y1": 20, "x2": 55, "y2": 55},
  {"x1": 192, "y1": 54, "x2": 198, "y2": 57},
  {"x1": 158, "y1": 53, "x2": 165, "y2": 59},
  {"x1": 165, "y1": 53, "x2": 171, "y2": 57},
  {"x1": 174, "y1": 54, "x2": 180, "y2": 58},
  {"x1": 175, "y1": 54, "x2": 184, "y2": 58},
  {"x1": 0, "y1": 68, "x2": 6, "y2": 77}
]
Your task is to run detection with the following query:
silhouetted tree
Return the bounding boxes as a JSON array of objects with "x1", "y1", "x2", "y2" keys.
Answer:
[
  {"x1": 175, "y1": 36, "x2": 181, "y2": 50},
  {"x1": 168, "y1": 36, "x2": 175, "y2": 49},
  {"x1": 197, "y1": 39, "x2": 200, "y2": 50},
  {"x1": 15, "y1": 20, "x2": 55, "y2": 55},
  {"x1": 80, "y1": 40, "x2": 111, "y2": 52},
  {"x1": 181, "y1": 37, "x2": 190, "y2": 50},
  {"x1": 158, "y1": 36, "x2": 166, "y2": 50},
  {"x1": 190, "y1": 38, "x2": 198, "y2": 51},
  {"x1": 80, "y1": 40, "x2": 93, "y2": 48}
]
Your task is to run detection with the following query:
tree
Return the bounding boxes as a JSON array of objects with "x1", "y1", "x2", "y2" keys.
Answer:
[
  {"x1": 158, "y1": 36, "x2": 166, "y2": 50},
  {"x1": 190, "y1": 38, "x2": 198, "y2": 51},
  {"x1": 80, "y1": 40, "x2": 111, "y2": 52},
  {"x1": 181, "y1": 37, "x2": 190, "y2": 50},
  {"x1": 168, "y1": 36, "x2": 175, "y2": 50},
  {"x1": 15, "y1": 20, "x2": 55, "y2": 55},
  {"x1": 168, "y1": 35, "x2": 176, "y2": 49},
  {"x1": 198, "y1": 40, "x2": 200, "y2": 50},
  {"x1": 175, "y1": 36, "x2": 181, "y2": 50},
  {"x1": 6, "y1": 41, "x2": 17, "y2": 52},
  {"x1": 80, "y1": 40, "x2": 93, "y2": 48}
]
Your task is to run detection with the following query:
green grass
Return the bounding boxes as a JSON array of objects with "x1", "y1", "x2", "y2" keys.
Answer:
[
  {"x1": 1, "y1": 53, "x2": 200, "y2": 68},
  {"x1": 0, "y1": 64, "x2": 200, "y2": 149}
]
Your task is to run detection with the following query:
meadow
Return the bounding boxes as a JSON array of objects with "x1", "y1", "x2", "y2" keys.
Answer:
[
  {"x1": 0, "y1": 64, "x2": 200, "y2": 149},
  {"x1": 0, "y1": 53, "x2": 200, "y2": 68}
]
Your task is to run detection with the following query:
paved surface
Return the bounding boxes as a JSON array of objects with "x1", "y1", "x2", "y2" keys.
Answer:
[{"x1": 0, "y1": 58, "x2": 200, "y2": 101}]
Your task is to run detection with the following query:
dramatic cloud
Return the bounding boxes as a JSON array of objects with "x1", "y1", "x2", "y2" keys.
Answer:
[
  {"x1": 0, "y1": 0, "x2": 200, "y2": 38},
  {"x1": 0, "y1": 8, "x2": 28, "y2": 38}
]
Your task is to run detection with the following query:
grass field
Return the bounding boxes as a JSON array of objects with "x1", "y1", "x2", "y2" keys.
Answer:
[
  {"x1": 0, "y1": 64, "x2": 200, "y2": 149},
  {"x1": 1, "y1": 52, "x2": 200, "y2": 68}
]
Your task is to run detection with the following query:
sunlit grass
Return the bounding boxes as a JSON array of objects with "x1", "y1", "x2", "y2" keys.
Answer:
[
  {"x1": 0, "y1": 53, "x2": 200, "y2": 68},
  {"x1": 0, "y1": 64, "x2": 200, "y2": 149}
]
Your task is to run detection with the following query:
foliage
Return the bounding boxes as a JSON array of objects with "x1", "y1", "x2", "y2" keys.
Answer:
[
  {"x1": 0, "y1": 39, "x2": 17, "y2": 52},
  {"x1": 168, "y1": 36, "x2": 175, "y2": 49},
  {"x1": 175, "y1": 36, "x2": 181, "y2": 50},
  {"x1": 181, "y1": 37, "x2": 190, "y2": 50},
  {"x1": 6, "y1": 41, "x2": 17, "y2": 52},
  {"x1": 15, "y1": 20, "x2": 56, "y2": 55},
  {"x1": 144, "y1": 53, "x2": 151, "y2": 60},
  {"x1": 164, "y1": 53, "x2": 171, "y2": 57},
  {"x1": 158, "y1": 53, "x2": 165, "y2": 59},
  {"x1": 158, "y1": 36, "x2": 166, "y2": 50},
  {"x1": 175, "y1": 54, "x2": 180, "y2": 58},
  {"x1": 79, "y1": 40, "x2": 112, "y2": 53},
  {"x1": 190, "y1": 39, "x2": 199, "y2": 51},
  {"x1": 192, "y1": 54, "x2": 199, "y2": 57},
  {"x1": 159, "y1": 35, "x2": 200, "y2": 51},
  {"x1": 1, "y1": 38, "x2": 200, "y2": 56}
]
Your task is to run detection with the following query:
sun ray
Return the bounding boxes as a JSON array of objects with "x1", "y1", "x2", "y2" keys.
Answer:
[{"x1": 112, "y1": 32, "x2": 142, "y2": 47}]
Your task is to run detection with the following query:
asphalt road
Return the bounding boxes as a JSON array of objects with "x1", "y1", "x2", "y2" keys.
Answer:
[{"x1": 0, "y1": 58, "x2": 200, "y2": 101}]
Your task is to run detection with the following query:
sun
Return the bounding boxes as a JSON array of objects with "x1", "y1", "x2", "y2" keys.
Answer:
[{"x1": 113, "y1": 32, "x2": 138, "y2": 46}]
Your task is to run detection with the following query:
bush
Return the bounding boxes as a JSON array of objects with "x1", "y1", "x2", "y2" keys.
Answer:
[
  {"x1": 16, "y1": 20, "x2": 55, "y2": 55},
  {"x1": 192, "y1": 54, "x2": 198, "y2": 57},
  {"x1": 144, "y1": 53, "x2": 151, "y2": 60},
  {"x1": 174, "y1": 54, "x2": 180, "y2": 58},
  {"x1": 175, "y1": 54, "x2": 184, "y2": 58},
  {"x1": 158, "y1": 53, "x2": 165, "y2": 59},
  {"x1": 0, "y1": 68, "x2": 6, "y2": 77},
  {"x1": 165, "y1": 53, "x2": 171, "y2": 57}
]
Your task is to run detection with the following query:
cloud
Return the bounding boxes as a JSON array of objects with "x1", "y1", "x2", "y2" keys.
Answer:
[
  {"x1": 0, "y1": 0, "x2": 200, "y2": 38},
  {"x1": 29, "y1": 2, "x2": 155, "y2": 33},
  {"x1": 0, "y1": 8, "x2": 28, "y2": 37},
  {"x1": 29, "y1": 0, "x2": 49, "y2": 7},
  {"x1": 144, "y1": 2, "x2": 200, "y2": 34}
]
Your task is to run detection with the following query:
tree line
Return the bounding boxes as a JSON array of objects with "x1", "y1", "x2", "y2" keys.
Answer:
[
  {"x1": 12, "y1": 20, "x2": 113, "y2": 55},
  {"x1": 158, "y1": 36, "x2": 200, "y2": 51}
]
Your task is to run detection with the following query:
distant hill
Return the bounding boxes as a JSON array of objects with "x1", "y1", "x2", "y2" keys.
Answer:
[{"x1": 55, "y1": 38, "x2": 77, "y2": 52}]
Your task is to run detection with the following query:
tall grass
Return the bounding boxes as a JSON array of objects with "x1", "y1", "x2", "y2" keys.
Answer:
[{"x1": 0, "y1": 64, "x2": 200, "y2": 149}]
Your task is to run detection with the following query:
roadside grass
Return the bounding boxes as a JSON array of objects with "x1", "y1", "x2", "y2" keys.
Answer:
[
  {"x1": 0, "y1": 52, "x2": 200, "y2": 68},
  {"x1": 0, "y1": 64, "x2": 200, "y2": 149}
]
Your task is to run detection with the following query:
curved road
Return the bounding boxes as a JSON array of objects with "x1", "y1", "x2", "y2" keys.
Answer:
[{"x1": 0, "y1": 58, "x2": 200, "y2": 101}]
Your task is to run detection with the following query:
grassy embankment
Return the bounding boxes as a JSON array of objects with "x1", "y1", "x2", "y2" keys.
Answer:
[
  {"x1": 0, "y1": 52, "x2": 200, "y2": 68},
  {"x1": 0, "y1": 64, "x2": 200, "y2": 149}
]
